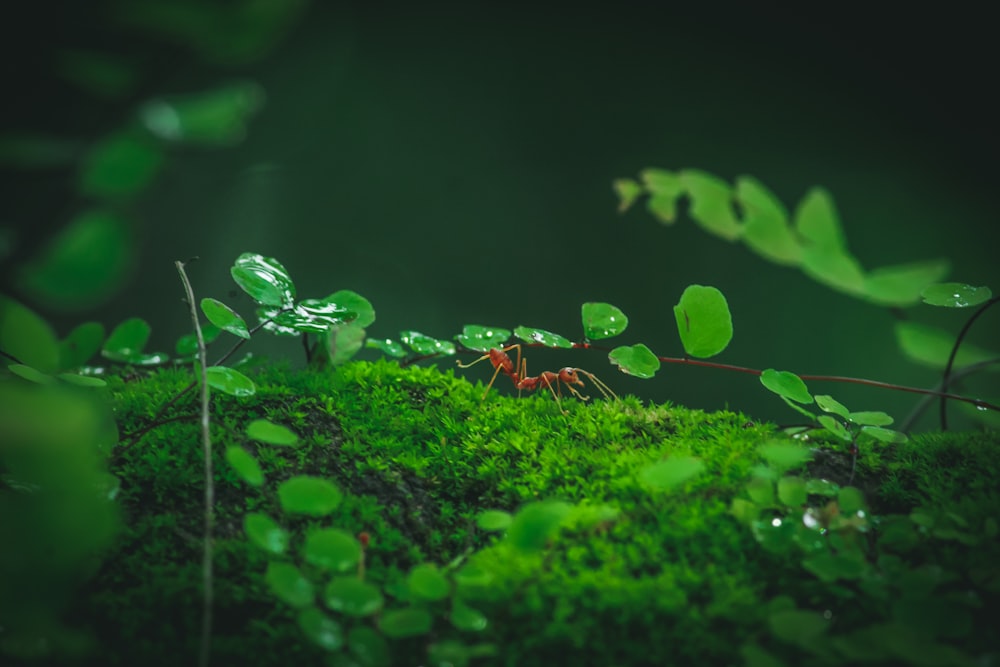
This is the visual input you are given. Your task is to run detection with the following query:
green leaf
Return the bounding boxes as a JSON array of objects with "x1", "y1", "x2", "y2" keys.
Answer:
[
  {"x1": 278, "y1": 476, "x2": 343, "y2": 516},
  {"x1": 324, "y1": 577, "x2": 384, "y2": 617},
  {"x1": 262, "y1": 299, "x2": 355, "y2": 335},
  {"x1": 513, "y1": 326, "x2": 574, "y2": 348},
  {"x1": 174, "y1": 324, "x2": 222, "y2": 357},
  {"x1": 399, "y1": 331, "x2": 456, "y2": 356},
  {"x1": 581, "y1": 302, "x2": 628, "y2": 340},
  {"x1": 327, "y1": 322, "x2": 366, "y2": 366},
  {"x1": 608, "y1": 343, "x2": 660, "y2": 378},
  {"x1": 139, "y1": 81, "x2": 264, "y2": 146},
  {"x1": 894, "y1": 321, "x2": 999, "y2": 370},
  {"x1": 838, "y1": 486, "x2": 866, "y2": 514},
  {"x1": 860, "y1": 425, "x2": 907, "y2": 443},
  {"x1": 735, "y1": 176, "x2": 800, "y2": 265},
  {"x1": 225, "y1": 446, "x2": 263, "y2": 486},
  {"x1": 814, "y1": 394, "x2": 850, "y2": 419},
  {"x1": 204, "y1": 366, "x2": 256, "y2": 397},
  {"x1": 57, "y1": 50, "x2": 137, "y2": 99},
  {"x1": 476, "y1": 510, "x2": 512, "y2": 532},
  {"x1": 8, "y1": 364, "x2": 55, "y2": 385},
  {"x1": 102, "y1": 317, "x2": 151, "y2": 361},
  {"x1": 802, "y1": 552, "x2": 866, "y2": 583},
  {"x1": 777, "y1": 476, "x2": 807, "y2": 507},
  {"x1": 801, "y1": 247, "x2": 866, "y2": 296},
  {"x1": 818, "y1": 415, "x2": 852, "y2": 442},
  {"x1": 673, "y1": 285, "x2": 733, "y2": 358},
  {"x1": 347, "y1": 626, "x2": 390, "y2": 667},
  {"x1": 848, "y1": 411, "x2": 893, "y2": 426},
  {"x1": 265, "y1": 562, "x2": 315, "y2": 608},
  {"x1": 59, "y1": 322, "x2": 106, "y2": 370},
  {"x1": 805, "y1": 478, "x2": 839, "y2": 497},
  {"x1": 794, "y1": 187, "x2": 846, "y2": 251},
  {"x1": 378, "y1": 607, "x2": 433, "y2": 639},
  {"x1": 863, "y1": 259, "x2": 951, "y2": 307},
  {"x1": 246, "y1": 418, "x2": 299, "y2": 446},
  {"x1": 746, "y1": 476, "x2": 774, "y2": 505},
  {"x1": 0, "y1": 296, "x2": 60, "y2": 373},
  {"x1": 640, "y1": 168, "x2": 683, "y2": 223},
  {"x1": 760, "y1": 369, "x2": 812, "y2": 404},
  {"x1": 679, "y1": 169, "x2": 742, "y2": 240},
  {"x1": 323, "y1": 290, "x2": 375, "y2": 328},
  {"x1": 230, "y1": 252, "x2": 296, "y2": 308},
  {"x1": 17, "y1": 209, "x2": 132, "y2": 310},
  {"x1": 455, "y1": 325, "x2": 511, "y2": 353},
  {"x1": 78, "y1": 131, "x2": 164, "y2": 199},
  {"x1": 304, "y1": 529, "x2": 363, "y2": 572},
  {"x1": 297, "y1": 607, "x2": 344, "y2": 651},
  {"x1": 921, "y1": 282, "x2": 993, "y2": 308},
  {"x1": 57, "y1": 373, "x2": 107, "y2": 388},
  {"x1": 366, "y1": 338, "x2": 406, "y2": 358},
  {"x1": 244, "y1": 513, "x2": 289, "y2": 555},
  {"x1": 507, "y1": 500, "x2": 572, "y2": 552},
  {"x1": 637, "y1": 456, "x2": 705, "y2": 491},
  {"x1": 768, "y1": 609, "x2": 829, "y2": 646},
  {"x1": 612, "y1": 177, "x2": 643, "y2": 213},
  {"x1": 407, "y1": 564, "x2": 451, "y2": 601},
  {"x1": 200, "y1": 298, "x2": 250, "y2": 339},
  {"x1": 759, "y1": 442, "x2": 814, "y2": 473},
  {"x1": 450, "y1": 601, "x2": 488, "y2": 631},
  {"x1": 740, "y1": 643, "x2": 787, "y2": 667}
]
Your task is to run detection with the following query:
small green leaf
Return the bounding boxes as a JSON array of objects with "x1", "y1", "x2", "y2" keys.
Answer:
[
  {"x1": 640, "y1": 168, "x2": 683, "y2": 223},
  {"x1": 399, "y1": 331, "x2": 456, "y2": 356},
  {"x1": 102, "y1": 317, "x2": 151, "y2": 362},
  {"x1": 794, "y1": 187, "x2": 846, "y2": 251},
  {"x1": 139, "y1": 82, "x2": 264, "y2": 146},
  {"x1": 230, "y1": 252, "x2": 296, "y2": 308},
  {"x1": 513, "y1": 326, "x2": 574, "y2": 348},
  {"x1": 324, "y1": 577, "x2": 384, "y2": 617},
  {"x1": 759, "y1": 442, "x2": 814, "y2": 473},
  {"x1": 760, "y1": 369, "x2": 813, "y2": 404},
  {"x1": 476, "y1": 510, "x2": 512, "y2": 532},
  {"x1": 327, "y1": 322, "x2": 366, "y2": 366},
  {"x1": 814, "y1": 395, "x2": 851, "y2": 419},
  {"x1": 263, "y1": 299, "x2": 355, "y2": 335},
  {"x1": 450, "y1": 601, "x2": 488, "y2": 631},
  {"x1": 8, "y1": 364, "x2": 55, "y2": 384},
  {"x1": 802, "y1": 552, "x2": 866, "y2": 583},
  {"x1": 407, "y1": 564, "x2": 451, "y2": 602},
  {"x1": 57, "y1": 373, "x2": 107, "y2": 388},
  {"x1": 768, "y1": 609, "x2": 829, "y2": 646},
  {"x1": 895, "y1": 321, "x2": 998, "y2": 370},
  {"x1": 175, "y1": 325, "x2": 221, "y2": 356},
  {"x1": 860, "y1": 425, "x2": 907, "y2": 443},
  {"x1": 818, "y1": 415, "x2": 852, "y2": 442},
  {"x1": 608, "y1": 343, "x2": 660, "y2": 378},
  {"x1": 244, "y1": 513, "x2": 288, "y2": 555},
  {"x1": 204, "y1": 366, "x2": 256, "y2": 397},
  {"x1": 838, "y1": 486, "x2": 866, "y2": 514},
  {"x1": 225, "y1": 446, "x2": 263, "y2": 486},
  {"x1": 278, "y1": 476, "x2": 342, "y2": 516},
  {"x1": 740, "y1": 643, "x2": 787, "y2": 667},
  {"x1": 848, "y1": 411, "x2": 893, "y2": 427},
  {"x1": 801, "y1": 247, "x2": 867, "y2": 296},
  {"x1": 777, "y1": 476, "x2": 807, "y2": 507},
  {"x1": 78, "y1": 131, "x2": 164, "y2": 199},
  {"x1": 378, "y1": 607, "x2": 433, "y2": 639},
  {"x1": 637, "y1": 456, "x2": 705, "y2": 491},
  {"x1": 246, "y1": 418, "x2": 299, "y2": 446},
  {"x1": 673, "y1": 285, "x2": 733, "y2": 358},
  {"x1": 746, "y1": 477, "x2": 775, "y2": 505},
  {"x1": 612, "y1": 177, "x2": 643, "y2": 213},
  {"x1": 265, "y1": 562, "x2": 315, "y2": 608},
  {"x1": 200, "y1": 298, "x2": 250, "y2": 339},
  {"x1": 323, "y1": 290, "x2": 375, "y2": 328},
  {"x1": 347, "y1": 626, "x2": 390, "y2": 667},
  {"x1": 297, "y1": 607, "x2": 344, "y2": 651},
  {"x1": 863, "y1": 259, "x2": 951, "y2": 307},
  {"x1": 366, "y1": 338, "x2": 406, "y2": 358},
  {"x1": 59, "y1": 322, "x2": 106, "y2": 370},
  {"x1": 805, "y1": 478, "x2": 839, "y2": 497},
  {"x1": 735, "y1": 176, "x2": 801, "y2": 266},
  {"x1": 581, "y1": 302, "x2": 628, "y2": 340},
  {"x1": 921, "y1": 282, "x2": 993, "y2": 308},
  {"x1": 679, "y1": 169, "x2": 742, "y2": 240},
  {"x1": 507, "y1": 500, "x2": 572, "y2": 552},
  {"x1": 455, "y1": 325, "x2": 511, "y2": 353},
  {"x1": 0, "y1": 297, "x2": 60, "y2": 373},
  {"x1": 304, "y1": 529, "x2": 363, "y2": 572}
]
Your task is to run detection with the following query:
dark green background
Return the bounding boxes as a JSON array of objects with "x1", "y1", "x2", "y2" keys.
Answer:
[{"x1": 4, "y1": 3, "x2": 997, "y2": 426}]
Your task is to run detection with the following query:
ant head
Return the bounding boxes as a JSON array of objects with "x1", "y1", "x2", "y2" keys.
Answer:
[{"x1": 559, "y1": 368, "x2": 584, "y2": 385}]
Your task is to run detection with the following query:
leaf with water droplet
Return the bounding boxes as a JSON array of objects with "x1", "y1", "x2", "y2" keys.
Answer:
[
  {"x1": 205, "y1": 366, "x2": 255, "y2": 397},
  {"x1": 513, "y1": 326, "x2": 573, "y2": 348},
  {"x1": 863, "y1": 259, "x2": 951, "y2": 307},
  {"x1": 640, "y1": 168, "x2": 683, "y2": 223},
  {"x1": 200, "y1": 297, "x2": 251, "y2": 339},
  {"x1": 230, "y1": 252, "x2": 296, "y2": 308},
  {"x1": 638, "y1": 456, "x2": 704, "y2": 492},
  {"x1": 608, "y1": 343, "x2": 660, "y2": 378},
  {"x1": 225, "y1": 446, "x2": 263, "y2": 486},
  {"x1": 894, "y1": 321, "x2": 998, "y2": 370},
  {"x1": 581, "y1": 302, "x2": 628, "y2": 340},
  {"x1": 679, "y1": 169, "x2": 741, "y2": 240},
  {"x1": 815, "y1": 395, "x2": 851, "y2": 420},
  {"x1": 278, "y1": 476, "x2": 342, "y2": 516},
  {"x1": 323, "y1": 289, "x2": 375, "y2": 327},
  {"x1": 262, "y1": 299, "x2": 354, "y2": 335},
  {"x1": 265, "y1": 562, "x2": 314, "y2": 608},
  {"x1": 455, "y1": 325, "x2": 511, "y2": 353},
  {"x1": 613, "y1": 177, "x2": 642, "y2": 213},
  {"x1": 399, "y1": 331, "x2": 456, "y2": 356},
  {"x1": 735, "y1": 176, "x2": 801, "y2": 266},
  {"x1": 760, "y1": 369, "x2": 813, "y2": 404},
  {"x1": 244, "y1": 512, "x2": 288, "y2": 555},
  {"x1": 366, "y1": 338, "x2": 406, "y2": 358},
  {"x1": 673, "y1": 284, "x2": 733, "y2": 358},
  {"x1": 247, "y1": 418, "x2": 299, "y2": 446},
  {"x1": 921, "y1": 282, "x2": 993, "y2": 308}
]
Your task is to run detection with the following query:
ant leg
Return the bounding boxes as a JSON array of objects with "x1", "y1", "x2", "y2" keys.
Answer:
[{"x1": 578, "y1": 370, "x2": 618, "y2": 401}]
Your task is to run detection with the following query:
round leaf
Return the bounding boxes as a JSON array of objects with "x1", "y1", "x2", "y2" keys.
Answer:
[
  {"x1": 818, "y1": 415, "x2": 852, "y2": 442},
  {"x1": 407, "y1": 564, "x2": 451, "y2": 601},
  {"x1": 304, "y1": 529, "x2": 362, "y2": 572},
  {"x1": 506, "y1": 500, "x2": 572, "y2": 552},
  {"x1": 59, "y1": 321, "x2": 106, "y2": 369},
  {"x1": 323, "y1": 290, "x2": 375, "y2": 328},
  {"x1": 297, "y1": 607, "x2": 344, "y2": 651},
  {"x1": 324, "y1": 577, "x2": 384, "y2": 617},
  {"x1": 278, "y1": 476, "x2": 343, "y2": 516},
  {"x1": 0, "y1": 297, "x2": 59, "y2": 372},
  {"x1": 777, "y1": 476, "x2": 807, "y2": 507},
  {"x1": 378, "y1": 607, "x2": 433, "y2": 639},
  {"x1": 246, "y1": 418, "x2": 299, "y2": 446},
  {"x1": 225, "y1": 445, "x2": 263, "y2": 486},
  {"x1": 638, "y1": 456, "x2": 705, "y2": 491},
  {"x1": 581, "y1": 302, "x2": 628, "y2": 340},
  {"x1": 230, "y1": 252, "x2": 296, "y2": 308},
  {"x1": 327, "y1": 322, "x2": 366, "y2": 366},
  {"x1": 205, "y1": 366, "x2": 256, "y2": 397},
  {"x1": 78, "y1": 131, "x2": 164, "y2": 199},
  {"x1": 244, "y1": 512, "x2": 289, "y2": 555},
  {"x1": 760, "y1": 369, "x2": 813, "y2": 404},
  {"x1": 101, "y1": 317, "x2": 150, "y2": 362},
  {"x1": 673, "y1": 285, "x2": 733, "y2": 358},
  {"x1": 476, "y1": 510, "x2": 512, "y2": 532},
  {"x1": 366, "y1": 338, "x2": 406, "y2": 358},
  {"x1": 450, "y1": 601, "x2": 488, "y2": 631},
  {"x1": 347, "y1": 627, "x2": 390, "y2": 667},
  {"x1": 454, "y1": 325, "x2": 511, "y2": 353},
  {"x1": 814, "y1": 394, "x2": 850, "y2": 419},
  {"x1": 921, "y1": 282, "x2": 993, "y2": 308},
  {"x1": 399, "y1": 331, "x2": 456, "y2": 356},
  {"x1": 200, "y1": 298, "x2": 250, "y2": 339},
  {"x1": 758, "y1": 442, "x2": 813, "y2": 474},
  {"x1": 513, "y1": 326, "x2": 573, "y2": 348},
  {"x1": 265, "y1": 562, "x2": 315, "y2": 608},
  {"x1": 608, "y1": 343, "x2": 660, "y2": 378},
  {"x1": 263, "y1": 299, "x2": 355, "y2": 335}
]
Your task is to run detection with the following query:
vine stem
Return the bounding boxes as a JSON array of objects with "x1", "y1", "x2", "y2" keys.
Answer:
[
  {"x1": 938, "y1": 296, "x2": 999, "y2": 430},
  {"x1": 175, "y1": 260, "x2": 214, "y2": 667}
]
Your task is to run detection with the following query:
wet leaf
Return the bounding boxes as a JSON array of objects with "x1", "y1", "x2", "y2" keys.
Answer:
[
  {"x1": 760, "y1": 369, "x2": 813, "y2": 404},
  {"x1": 323, "y1": 289, "x2": 375, "y2": 327},
  {"x1": 638, "y1": 456, "x2": 704, "y2": 491},
  {"x1": 366, "y1": 338, "x2": 406, "y2": 358},
  {"x1": 139, "y1": 81, "x2": 264, "y2": 145},
  {"x1": 759, "y1": 442, "x2": 814, "y2": 473},
  {"x1": 581, "y1": 302, "x2": 628, "y2": 340},
  {"x1": 102, "y1": 317, "x2": 150, "y2": 361},
  {"x1": 399, "y1": 331, "x2": 456, "y2": 356},
  {"x1": 200, "y1": 298, "x2": 250, "y2": 339},
  {"x1": 205, "y1": 366, "x2": 255, "y2": 397},
  {"x1": 324, "y1": 577, "x2": 384, "y2": 617},
  {"x1": 679, "y1": 169, "x2": 741, "y2": 240},
  {"x1": 894, "y1": 321, "x2": 998, "y2": 370},
  {"x1": 513, "y1": 325, "x2": 574, "y2": 348},
  {"x1": 455, "y1": 325, "x2": 511, "y2": 353},
  {"x1": 814, "y1": 394, "x2": 850, "y2": 419},
  {"x1": 0, "y1": 296, "x2": 60, "y2": 373},
  {"x1": 379, "y1": 607, "x2": 433, "y2": 638},
  {"x1": 297, "y1": 607, "x2": 344, "y2": 651},
  {"x1": 278, "y1": 476, "x2": 342, "y2": 516},
  {"x1": 230, "y1": 252, "x2": 296, "y2": 308},
  {"x1": 265, "y1": 562, "x2": 314, "y2": 608},
  {"x1": 818, "y1": 415, "x2": 852, "y2": 442},
  {"x1": 244, "y1": 512, "x2": 288, "y2": 555},
  {"x1": 673, "y1": 285, "x2": 733, "y2": 358},
  {"x1": 304, "y1": 529, "x2": 362, "y2": 572},
  {"x1": 863, "y1": 259, "x2": 951, "y2": 307},
  {"x1": 476, "y1": 510, "x2": 512, "y2": 532},
  {"x1": 78, "y1": 131, "x2": 164, "y2": 199},
  {"x1": 735, "y1": 176, "x2": 800, "y2": 265},
  {"x1": 262, "y1": 299, "x2": 354, "y2": 335},
  {"x1": 225, "y1": 446, "x2": 263, "y2": 486},
  {"x1": 921, "y1": 282, "x2": 993, "y2": 308},
  {"x1": 612, "y1": 177, "x2": 642, "y2": 213},
  {"x1": 246, "y1": 418, "x2": 298, "y2": 446},
  {"x1": 407, "y1": 564, "x2": 451, "y2": 601},
  {"x1": 848, "y1": 411, "x2": 893, "y2": 426},
  {"x1": 608, "y1": 343, "x2": 660, "y2": 378},
  {"x1": 507, "y1": 500, "x2": 572, "y2": 552},
  {"x1": 59, "y1": 322, "x2": 105, "y2": 370},
  {"x1": 326, "y1": 321, "x2": 366, "y2": 365}
]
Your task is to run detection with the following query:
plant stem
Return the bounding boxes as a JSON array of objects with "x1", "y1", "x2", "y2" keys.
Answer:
[{"x1": 937, "y1": 296, "x2": 999, "y2": 430}]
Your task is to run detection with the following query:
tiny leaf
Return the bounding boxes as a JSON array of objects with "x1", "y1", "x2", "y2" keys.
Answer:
[
  {"x1": 860, "y1": 426, "x2": 907, "y2": 443},
  {"x1": 640, "y1": 168, "x2": 683, "y2": 223},
  {"x1": 225, "y1": 446, "x2": 263, "y2": 486},
  {"x1": 608, "y1": 343, "x2": 660, "y2": 378},
  {"x1": 507, "y1": 500, "x2": 572, "y2": 552},
  {"x1": 921, "y1": 282, "x2": 993, "y2": 308},
  {"x1": 204, "y1": 366, "x2": 256, "y2": 397},
  {"x1": 265, "y1": 562, "x2": 315, "y2": 608},
  {"x1": 455, "y1": 325, "x2": 511, "y2": 353},
  {"x1": 815, "y1": 395, "x2": 851, "y2": 419},
  {"x1": 399, "y1": 331, "x2": 456, "y2": 356},
  {"x1": 244, "y1": 513, "x2": 289, "y2": 555},
  {"x1": 581, "y1": 302, "x2": 628, "y2": 340},
  {"x1": 612, "y1": 177, "x2": 643, "y2": 213},
  {"x1": 848, "y1": 411, "x2": 893, "y2": 427},
  {"x1": 200, "y1": 297, "x2": 250, "y2": 339},
  {"x1": 277, "y1": 476, "x2": 343, "y2": 516},
  {"x1": 513, "y1": 326, "x2": 573, "y2": 348},
  {"x1": 760, "y1": 369, "x2": 812, "y2": 404},
  {"x1": 366, "y1": 338, "x2": 406, "y2": 358},
  {"x1": 102, "y1": 317, "x2": 150, "y2": 360},
  {"x1": 325, "y1": 577, "x2": 384, "y2": 617},
  {"x1": 246, "y1": 418, "x2": 299, "y2": 446},
  {"x1": 818, "y1": 415, "x2": 852, "y2": 442},
  {"x1": 673, "y1": 285, "x2": 733, "y2": 358}
]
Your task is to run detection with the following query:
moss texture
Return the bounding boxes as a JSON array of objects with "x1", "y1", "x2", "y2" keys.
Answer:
[{"x1": 60, "y1": 360, "x2": 1000, "y2": 666}]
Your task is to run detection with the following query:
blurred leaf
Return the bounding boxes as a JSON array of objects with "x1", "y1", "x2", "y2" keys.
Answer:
[
  {"x1": 814, "y1": 394, "x2": 850, "y2": 420},
  {"x1": 0, "y1": 134, "x2": 81, "y2": 168},
  {"x1": 140, "y1": 81, "x2": 264, "y2": 145},
  {"x1": 174, "y1": 324, "x2": 221, "y2": 356},
  {"x1": 57, "y1": 373, "x2": 107, "y2": 388},
  {"x1": 759, "y1": 442, "x2": 814, "y2": 474},
  {"x1": 225, "y1": 446, "x2": 263, "y2": 486},
  {"x1": 581, "y1": 302, "x2": 628, "y2": 340},
  {"x1": 679, "y1": 169, "x2": 741, "y2": 240},
  {"x1": 0, "y1": 296, "x2": 59, "y2": 372},
  {"x1": 204, "y1": 366, "x2": 255, "y2": 397},
  {"x1": 608, "y1": 343, "x2": 660, "y2": 378},
  {"x1": 777, "y1": 476, "x2": 807, "y2": 507},
  {"x1": 673, "y1": 284, "x2": 733, "y2": 358},
  {"x1": 78, "y1": 131, "x2": 164, "y2": 200},
  {"x1": 612, "y1": 177, "x2": 642, "y2": 213},
  {"x1": 640, "y1": 168, "x2": 683, "y2": 223},
  {"x1": 399, "y1": 331, "x2": 456, "y2": 356},
  {"x1": 513, "y1": 326, "x2": 573, "y2": 348},
  {"x1": 17, "y1": 210, "x2": 132, "y2": 311},
  {"x1": 818, "y1": 415, "x2": 852, "y2": 442},
  {"x1": 801, "y1": 246, "x2": 866, "y2": 296},
  {"x1": 794, "y1": 187, "x2": 846, "y2": 251},
  {"x1": 366, "y1": 338, "x2": 406, "y2": 358},
  {"x1": 848, "y1": 411, "x2": 893, "y2": 426},
  {"x1": 894, "y1": 321, "x2": 998, "y2": 370},
  {"x1": 8, "y1": 364, "x2": 55, "y2": 385},
  {"x1": 102, "y1": 317, "x2": 150, "y2": 360},
  {"x1": 450, "y1": 601, "x2": 488, "y2": 632},
  {"x1": 455, "y1": 325, "x2": 511, "y2": 353},
  {"x1": 247, "y1": 419, "x2": 299, "y2": 446},
  {"x1": 304, "y1": 529, "x2": 362, "y2": 572},
  {"x1": 507, "y1": 500, "x2": 572, "y2": 552},
  {"x1": 476, "y1": 510, "x2": 512, "y2": 531},
  {"x1": 59, "y1": 322, "x2": 105, "y2": 370},
  {"x1": 802, "y1": 552, "x2": 866, "y2": 583},
  {"x1": 637, "y1": 456, "x2": 704, "y2": 492},
  {"x1": 760, "y1": 369, "x2": 813, "y2": 404},
  {"x1": 243, "y1": 512, "x2": 288, "y2": 555},
  {"x1": 262, "y1": 299, "x2": 355, "y2": 335},
  {"x1": 860, "y1": 426, "x2": 907, "y2": 443},
  {"x1": 769, "y1": 609, "x2": 829, "y2": 647},
  {"x1": 740, "y1": 643, "x2": 787, "y2": 667},
  {"x1": 736, "y1": 176, "x2": 801, "y2": 266},
  {"x1": 57, "y1": 50, "x2": 137, "y2": 98},
  {"x1": 265, "y1": 562, "x2": 314, "y2": 608},
  {"x1": 324, "y1": 577, "x2": 384, "y2": 617},
  {"x1": 323, "y1": 290, "x2": 375, "y2": 328},
  {"x1": 347, "y1": 626, "x2": 390, "y2": 667},
  {"x1": 838, "y1": 486, "x2": 866, "y2": 513},
  {"x1": 805, "y1": 478, "x2": 839, "y2": 497},
  {"x1": 746, "y1": 476, "x2": 774, "y2": 505},
  {"x1": 863, "y1": 259, "x2": 950, "y2": 307},
  {"x1": 326, "y1": 322, "x2": 366, "y2": 366},
  {"x1": 230, "y1": 252, "x2": 296, "y2": 308},
  {"x1": 278, "y1": 476, "x2": 342, "y2": 516},
  {"x1": 407, "y1": 564, "x2": 451, "y2": 602},
  {"x1": 379, "y1": 607, "x2": 433, "y2": 638},
  {"x1": 297, "y1": 607, "x2": 344, "y2": 651},
  {"x1": 921, "y1": 282, "x2": 993, "y2": 308}
]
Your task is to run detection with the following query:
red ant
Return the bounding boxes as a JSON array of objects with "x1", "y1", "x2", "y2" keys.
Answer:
[{"x1": 457, "y1": 344, "x2": 616, "y2": 410}]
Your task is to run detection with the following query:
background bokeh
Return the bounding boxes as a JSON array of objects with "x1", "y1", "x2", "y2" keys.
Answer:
[{"x1": 3, "y1": 1, "x2": 997, "y2": 426}]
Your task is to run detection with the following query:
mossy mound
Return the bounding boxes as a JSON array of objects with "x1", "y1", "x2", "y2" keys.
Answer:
[{"x1": 59, "y1": 360, "x2": 1000, "y2": 666}]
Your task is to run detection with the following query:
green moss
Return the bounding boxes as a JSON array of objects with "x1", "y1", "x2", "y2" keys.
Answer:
[{"x1": 61, "y1": 360, "x2": 1000, "y2": 666}]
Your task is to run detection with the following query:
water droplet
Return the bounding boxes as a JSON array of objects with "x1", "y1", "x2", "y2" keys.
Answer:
[
  {"x1": 802, "y1": 512, "x2": 819, "y2": 529},
  {"x1": 823, "y1": 609, "x2": 833, "y2": 620},
  {"x1": 976, "y1": 403, "x2": 987, "y2": 411},
  {"x1": 771, "y1": 518, "x2": 782, "y2": 527}
]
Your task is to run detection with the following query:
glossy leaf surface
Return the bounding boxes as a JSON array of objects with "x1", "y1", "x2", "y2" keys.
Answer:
[
  {"x1": 760, "y1": 369, "x2": 813, "y2": 404},
  {"x1": 246, "y1": 418, "x2": 298, "y2": 446},
  {"x1": 205, "y1": 366, "x2": 256, "y2": 397},
  {"x1": 673, "y1": 285, "x2": 733, "y2": 358},
  {"x1": 263, "y1": 299, "x2": 354, "y2": 335},
  {"x1": 278, "y1": 476, "x2": 343, "y2": 516},
  {"x1": 608, "y1": 343, "x2": 660, "y2": 378},
  {"x1": 814, "y1": 395, "x2": 850, "y2": 420},
  {"x1": 455, "y1": 325, "x2": 511, "y2": 353},
  {"x1": 921, "y1": 282, "x2": 993, "y2": 308},
  {"x1": 102, "y1": 317, "x2": 151, "y2": 363},
  {"x1": 513, "y1": 326, "x2": 573, "y2": 348},
  {"x1": 200, "y1": 298, "x2": 250, "y2": 339},
  {"x1": 323, "y1": 289, "x2": 375, "y2": 327},
  {"x1": 581, "y1": 302, "x2": 628, "y2": 340},
  {"x1": 399, "y1": 331, "x2": 456, "y2": 355},
  {"x1": 366, "y1": 338, "x2": 406, "y2": 358},
  {"x1": 230, "y1": 252, "x2": 295, "y2": 308}
]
